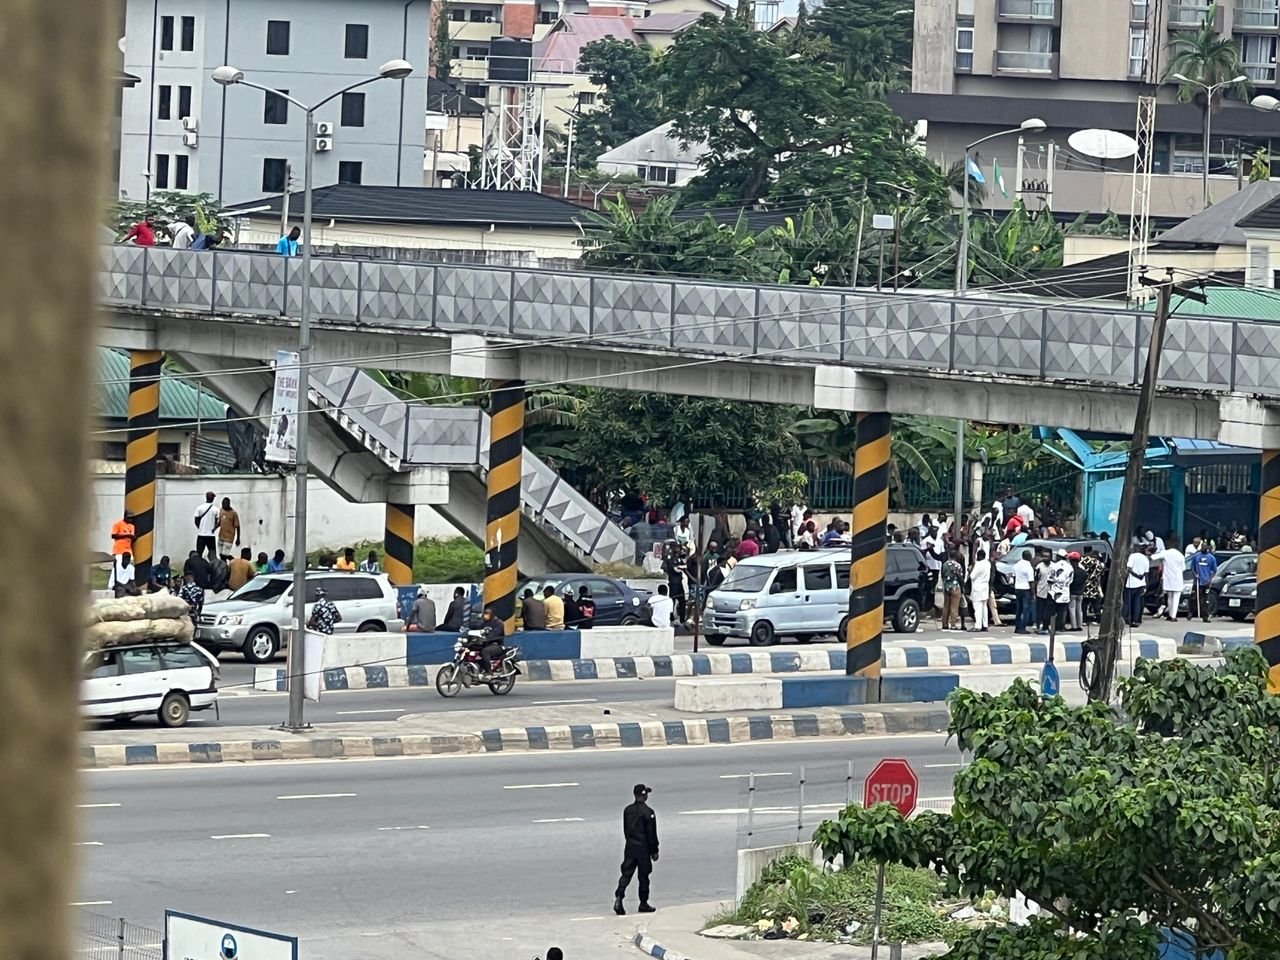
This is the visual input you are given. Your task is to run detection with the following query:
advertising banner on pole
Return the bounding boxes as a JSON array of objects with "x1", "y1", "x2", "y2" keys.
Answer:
[{"x1": 264, "y1": 349, "x2": 300, "y2": 464}]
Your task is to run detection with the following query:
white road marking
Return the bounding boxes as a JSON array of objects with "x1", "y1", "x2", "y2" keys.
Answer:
[
  {"x1": 285, "y1": 890, "x2": 298, "y2": 895},
  {"x1": 211, "y1": 833, "x2": 271, "y2": 840},
  {"x1": 532, "y1": 817, "x2": 584, "y2": 823},
  {"x1": 719, "y1": 772, "x2": 792, "y2": 779},
  {"x1": 530, "y1": 698, "x2": 598, "y2": 706},
  {"x1": 74, "y1": 842, "x2": 104, "y2": 847},
  {"x1": 70, "y1": 901, "x2": 112, "y2": 906},
  {"x1": 680, "y1": 803, "x2": 847, "y2": 816},
  {"x1": 925, "y1": 763, "x2": 962, "y2": 769},
  {"x1": 276, "y1": 793, "x2": 357, "y2": 800},
  {"x1": 335, "y1": 709, "x2": 404, "y2": 716},
  {"x1": 376, "y1": 825, "x2": 431, "y2": 831},
  {"x1": 504, "y1": 782, "x2": 579, "y2": 790},
  {"x1": 77, "y1": 803, "x2": 121, "y2": 809},
  {"x1": 568, "y1": 916, "x2": 605, "y2": 922}
]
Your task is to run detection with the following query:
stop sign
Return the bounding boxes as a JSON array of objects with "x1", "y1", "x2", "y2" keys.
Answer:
[{"x1": 864, "y1": 758, "x2": 919, "y2": 818}]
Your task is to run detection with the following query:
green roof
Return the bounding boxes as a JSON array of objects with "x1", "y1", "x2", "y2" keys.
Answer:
[
  {"x1": 1149, "y1": 287, "x2": 1280, "y2": 322},
  {"x1": 95, "y1": 349, "x2": 228, "y2": 424}
]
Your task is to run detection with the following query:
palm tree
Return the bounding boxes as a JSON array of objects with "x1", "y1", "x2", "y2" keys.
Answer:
[{"x1": 1166, "y1": 6, "x2": 1251, "y2": 170}]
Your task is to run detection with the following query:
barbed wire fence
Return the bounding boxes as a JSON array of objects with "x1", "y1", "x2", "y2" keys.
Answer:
[
  {"x1": 77, "y1": 911, "x2": 163, "y2": 960},
  {"x1": 735, "y1": 759, "x2": 966, "y2": 851}
]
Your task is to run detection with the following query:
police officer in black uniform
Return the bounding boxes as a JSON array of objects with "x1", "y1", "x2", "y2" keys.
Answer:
[{"x1": 614, "y1": 783, "x2": 659, "y2": 915}]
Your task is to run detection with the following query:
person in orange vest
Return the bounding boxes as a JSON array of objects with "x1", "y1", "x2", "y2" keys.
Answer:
[{"x1": 111, "y1": 511, "x2": 136, "y2": 557}]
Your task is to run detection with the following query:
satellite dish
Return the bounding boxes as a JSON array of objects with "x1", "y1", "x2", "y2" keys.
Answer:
[{"x1": 1068, "y1": 128, "x2": 1139, "y2": 160}]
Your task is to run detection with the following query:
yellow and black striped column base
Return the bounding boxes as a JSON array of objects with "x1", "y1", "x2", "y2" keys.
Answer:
[
  {"x1": 126, "y1": 350, "x2": 163, "y2": 585},
  {"x1": 1256, "y1": 449, "x2": 1280, "y2": 692},
  {"x1": 847, "y1": 411, "x2": 890, "y2": 681},
  {"x1": 384, "y1": 502, "x2": 415, "y2": 586},
  {"x1": 484, "y1": 381, "x2": 525, "y2": 632}
]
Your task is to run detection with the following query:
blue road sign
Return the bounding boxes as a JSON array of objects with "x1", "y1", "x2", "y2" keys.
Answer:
[{"x1": 1041, "y1": 661, "x2": 1061, "y2": 698}]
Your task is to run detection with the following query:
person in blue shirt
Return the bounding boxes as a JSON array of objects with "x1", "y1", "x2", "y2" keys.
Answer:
[
  {"x1": 267, "y1": 548, "x2": 287, "y2": 573},
  {"x1": 1191, "y1": 543, "x2": 1218, "y2": 622},
  {"x1": 276, "y1": 225, "x2": 301, "y2": 256}
]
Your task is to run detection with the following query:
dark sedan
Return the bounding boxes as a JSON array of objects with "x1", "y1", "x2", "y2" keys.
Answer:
[
  {"x1": 515, "y1": 574, "x2": 651, "y2": 626},
  {"x1": 1217, "y1": 573, "x2": 1257, "y2": 621}
]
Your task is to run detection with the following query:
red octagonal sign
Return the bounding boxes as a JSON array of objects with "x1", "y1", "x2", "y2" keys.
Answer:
[{"x1": 864, "y1": 758, "x2": 919, "y2": 818}]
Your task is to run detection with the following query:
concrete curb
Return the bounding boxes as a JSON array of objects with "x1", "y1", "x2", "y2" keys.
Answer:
[
  {"x1": 253, "y1": 638, "x2": 1178, "y2": 692},
  {"x1": 79, "y1": 706, "x2": 953, "y2": 768},
  {"x1": 633, "y1": 932, "x2": 691, "y2": 960}
]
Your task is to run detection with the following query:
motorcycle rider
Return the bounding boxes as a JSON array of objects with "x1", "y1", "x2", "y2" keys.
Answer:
[{"x1": 478, "y1": 605, "x2": 507, "y2": 676}]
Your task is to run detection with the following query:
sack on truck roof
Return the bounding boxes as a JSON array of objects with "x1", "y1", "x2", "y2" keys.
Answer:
[
  {"x1": 86, "y1": 617, "x2": 195, "y2": 650},
  {"x1": 87, "y1": 592, "x2": 191, "y2": 626}
]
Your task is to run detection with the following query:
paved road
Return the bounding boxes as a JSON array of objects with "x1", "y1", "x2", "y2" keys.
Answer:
[{"x1": 76, "y1": 736, "x2": 962, "y2": 959}]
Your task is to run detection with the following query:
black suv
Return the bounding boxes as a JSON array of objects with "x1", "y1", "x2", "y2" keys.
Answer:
[{"x1": 882, "y1": 542, "x2": 932, "y2": 633}]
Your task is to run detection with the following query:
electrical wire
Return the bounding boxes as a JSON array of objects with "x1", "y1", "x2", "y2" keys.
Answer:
[{"x1": 92, "y1": 265, "x2": 1147, "y2": 438}]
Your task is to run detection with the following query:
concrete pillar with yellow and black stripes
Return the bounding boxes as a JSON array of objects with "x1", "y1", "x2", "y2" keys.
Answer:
[
  {"x1": 125, "y1": 350, "x2": 163, "y2": 586},
  {"x1": 846, "y1": 411, "x2": 890, "y2": 683},
  {"x1": 484, "y1": 381, "x2": 525, "y2": 632},
  {"x1": 384, "y1": 503, "x2": 416, "y2": 586},
  {"x1": 1256, "y1": 450, "x2": 1280, "y2": 692}
]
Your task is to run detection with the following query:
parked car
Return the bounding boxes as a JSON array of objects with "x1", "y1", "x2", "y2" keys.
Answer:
[
  {"x1": 1217, "y1": 573, "x2": 1257, "y2": 621},
  {"x1": 82, "y1": 641, "x2": 219, "y2": 727},
  {"x1": 701, "y1": 544, "x2": 929, "y2": 646},
  {"x1": 196, "y1": 571, "x2": 404, "y2": 663},
  {"x1": 514, "y1": 574, "x2": 651, "y2": 626}
]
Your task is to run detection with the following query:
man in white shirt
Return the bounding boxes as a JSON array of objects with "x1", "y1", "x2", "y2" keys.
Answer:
[
  {"x1": 1017, "y1": 502, "x2": 1036, "y2": 527},
  {"x1": 109, "y1": 551, "x2": 138, "y2": 597},
  {"x1": 1124, "y1": 546, "x2": 1151, "y2": 626},
  {"x1": 647, "y1": 584, "x2": 674, "y2": 628},
  {"x1": 1012, "y1": 549, "x2": 1035, "y2": 634},
  {"x1": 169, "y1": 215, "x2": 196, "y2": 249},
  {"x1": 194, "y1": 490, "x2": 219, "y2": 560}
]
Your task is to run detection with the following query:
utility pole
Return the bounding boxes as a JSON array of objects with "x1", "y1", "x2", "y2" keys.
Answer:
[{"x1": 1087, "y1": 271, "x2": 1205, "y2": 702}]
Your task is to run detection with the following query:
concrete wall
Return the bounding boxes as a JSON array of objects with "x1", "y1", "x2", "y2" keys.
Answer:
[
  {"x1": 912, "y1": 0, "x2": 959, "y2": 94},
  {"x1": 736, "y1": 842, "x2": 821, "y2": 903},
  {"x1": 1058, "y1": 0, "x2": 1132, "y2": 82},
  {"x1": 89, "y1": 472, "x2": 458, "y2": 561}
]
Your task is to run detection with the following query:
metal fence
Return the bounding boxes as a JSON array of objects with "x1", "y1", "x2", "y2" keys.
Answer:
[
  {"x1": 734, "y1": 761, "x2": 964, "y2": 851},
  {"x1": 77, "y1": 911, "x2": 163, "y2": 960}
]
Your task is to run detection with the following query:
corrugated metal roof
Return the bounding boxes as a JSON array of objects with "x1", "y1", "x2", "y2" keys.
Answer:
[
  {"x1": 1146, "y1": 286, "x2": 1280, "y2": 321},
  {"x1": 535, "y1": 16, "x2": 638, "y2": 71},
  {"x1": 96, "y1": 349, "x2": 228, "y2": 423}
]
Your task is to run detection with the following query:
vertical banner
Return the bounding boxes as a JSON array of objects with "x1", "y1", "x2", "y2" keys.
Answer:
[{"x1": 265, "y1": 349, "x2": 300, "y2": 464}]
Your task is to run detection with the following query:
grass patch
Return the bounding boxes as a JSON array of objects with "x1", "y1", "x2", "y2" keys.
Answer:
[
  {"x1": 593, "y1": 560, "x2": 645, "y2": 579},
  {"x1": 309, "y1": 537, "x2": 484, "y2": 584},
  {"x1": 713, "y1": 854, "x2": 972, "y2": 946}
]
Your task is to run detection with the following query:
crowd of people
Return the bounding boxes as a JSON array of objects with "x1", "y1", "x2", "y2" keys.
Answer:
[{"x1": 119, "y1": 212, "x2": 311, "y2": 257}]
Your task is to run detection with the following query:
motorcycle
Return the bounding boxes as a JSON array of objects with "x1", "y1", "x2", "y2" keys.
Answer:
[{"x1": 435, "y1": 630, "x2": 522, "y2": 697}]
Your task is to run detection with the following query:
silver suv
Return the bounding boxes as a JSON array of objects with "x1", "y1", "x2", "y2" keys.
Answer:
[{"x1": 196, "y1": 572, "x2": 404, "y2": 663}]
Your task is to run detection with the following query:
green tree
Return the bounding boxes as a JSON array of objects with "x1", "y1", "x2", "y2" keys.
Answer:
[
  {"x1": 815, "y1": 647, "x2": 1280, "y2": 958},
  {"x1": 571, "y1": 390, "x2": 803, "y2": 502},
  {"x1": 1251, "y1": 148, "x2": 1272, "y2": 183},
  {"x1": 432, "y1": 1, "x2": 454, "y2": 81},
  {"x1": 810, "y1": 0, "x2": 912, "y2": 88},
  {"x1": 1166, "y1": 6, "x2": 1251, "y2": 147},
  {"x1": 573, "y1": 38, "x2": 665, "y2": 164}
]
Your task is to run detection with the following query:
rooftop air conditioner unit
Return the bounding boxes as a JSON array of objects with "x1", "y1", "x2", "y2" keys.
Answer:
[
  {"x1": 315, "y1": 136, "x2": 333, "y2": 152},
  {"x1": 182, "y1": 131, "x2": 199, "y2": 148},
  {"x1": 315, "y1": 120, "x2": 334, "y2": 136},
  {"x1": 182, "y1": 116, "x2": 199, "y2": 131}
]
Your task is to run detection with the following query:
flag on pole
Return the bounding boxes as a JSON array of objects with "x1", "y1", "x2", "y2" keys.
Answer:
[
  {"x1": 966, "y1": 156, "x2": 986, "y2": 185},
  {"x1": 993, "y1": 159, "x2": 1009, "y2": 197}
]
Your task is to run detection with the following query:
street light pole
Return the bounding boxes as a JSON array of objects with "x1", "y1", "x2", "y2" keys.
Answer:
[
  {"x1": 213, "y1": 60, "x2": 414, "y2": 731},
  {"x1": 1172, "y1": 73, "x2": 1247, "y2": 209}
]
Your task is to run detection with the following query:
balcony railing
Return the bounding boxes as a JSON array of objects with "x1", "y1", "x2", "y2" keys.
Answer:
[
  {"x1": 1235, "y1": 2, "x2": 1280, "y2": 27},
  {"x1": 994, "y1": 49, "x2": 1058, "y2": 74},
  {"x1": 1169, "y1": 2, "x2": 1216, "y2": 26},
  {"x1": 996, "y1": 0, "x2": 1058, "y2": 20},
  {"x1": 1243, "y1": 62, "x2": 1277, "y2": 82}
]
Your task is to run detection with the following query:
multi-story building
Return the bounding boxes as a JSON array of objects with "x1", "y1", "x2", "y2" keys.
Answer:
[
  {"x1": 896, "y1": 0, "x2": 1280, "y2": 220},
  {"x1": 119, "y1": 0, "x2": 430, "y2": 203}
]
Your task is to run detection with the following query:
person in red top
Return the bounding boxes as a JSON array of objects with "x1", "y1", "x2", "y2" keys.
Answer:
[
  {"x1": 121, "y1": 213, "x2": 158, "y2": 246},
  {"x1": 1004, "y1": 513, "x2": 1025, "y2": 538},
  {"x1": 111, "y1": 511, "x2": 136, "y2": 556},
  {"x1": 735, "y1": 531, "x2": 761, "y2": 559}
]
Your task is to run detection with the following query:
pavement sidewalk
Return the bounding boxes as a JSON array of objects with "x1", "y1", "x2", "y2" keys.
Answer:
[{"x1": 79, "y1": 700, "x2": 951, "y2": 768}]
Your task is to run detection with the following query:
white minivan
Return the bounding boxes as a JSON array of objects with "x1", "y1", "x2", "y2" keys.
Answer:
[
  {"x1": 703, "y1": 550, "x2": 851, "y2": 646},
  {"x1": 82, "y1": 642, "x2": 219, "y2": 727}
]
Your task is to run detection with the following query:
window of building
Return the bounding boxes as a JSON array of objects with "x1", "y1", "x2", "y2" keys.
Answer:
[
  {"x1": 451, "y1": 44, "x2": 463, "y2": 58},
  {"x1": 263, "y1": 89, "x2": 290, "y2": 125},
  {"x1": 577, "y1": 90, "x2": 597, "y2": 105},
  {"x1": 464, "y1": 83, "x2": 486, "y2": 98},
  {"x1": 266, "y1": 20, "x2": 291, "y2": 55},
  {"x1": 262, "y1": 157, "x2": 288, "y2": 192},
  {"x1": 338, "y1": 160, "x2": 363, "y2": 185},
  {"x1": 1128, "y1": 26, "x2": 1148, "y2": 78},
  {"x1": 955, "y1": 24, "x2": 974, "y2": 71},
  {"x1": 636, "y1": 164, "x2": 677, "y2": 185},
  {"x1": 1129, "y1": 0, "x2": 1149, "y2": 20},
  {"x1": 173, "y1": 154, "x2": 189, "y2": 190},
  {"x1": 1237, "y1": 0, "x2": 1279, "y2": 28},
  {"x1": 539, "y1": 9, "x2": 557, "y2": 22},
  {"x1": 345, "y1": 23, "x2": 369, "y2": 58},
  {"x1": 341, "y1": 91, "x2": 366, "y2": 127},
  {"x1": 160, "y1": 15, "x2": 174, "y2": 51},
  {"x1": 464, "y1": 44, "x2": 489, "y2": 60},
  {"x1": 178, "y1": 85, "x2": 192, "y2": 119},
  {"x1": 157, "y1": 85, "x2": 172, "y2": 120},
  {"x1": 469, "y1": 7, "x2": 495, "y2": 21},
  {"x1": 450, "y1": 7, "x2": 466, "y2": 20},
  {"x1": 180, "y1": 15, "x2": 195, "y2": 51},
  {"x1": 154, "y1": 153, "x2": 170, "y2": 189},
  {"x1": 1241, "y1": 34, "x2": 1277, "y2": 84}
]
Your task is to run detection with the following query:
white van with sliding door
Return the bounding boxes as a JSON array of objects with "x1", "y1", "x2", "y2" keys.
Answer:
[{"x1": 702, "y1": 549, "x2": 850, "y2": 646}]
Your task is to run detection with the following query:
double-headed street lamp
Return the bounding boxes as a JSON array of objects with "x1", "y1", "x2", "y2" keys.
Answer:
[
  {"x1": 213, "y1": 59, "x2": 413, "y2": 730},
  {"x1": 1171, "y1": 72, "x2": 1248, "y2": 209},
  {"x1": 954, "y1": 117, "x2": 1046, "y2": 295}
]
